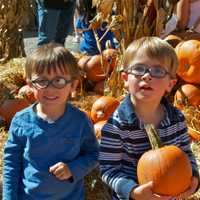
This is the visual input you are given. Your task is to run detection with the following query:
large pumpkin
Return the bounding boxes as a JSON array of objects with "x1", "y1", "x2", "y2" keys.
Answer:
[
  {"x1": 137, "y1": 124, "x2": 192, "y2": 196},
  {"x1": 91, "y1": 96, "x2": 120, "y2": 123},
  {"x1": 174, "y1": 84, "x2": 200, "y2": 109},
  {"x1": 175, "y1": 40, "x2": 200, "y2": 84},
  {"x1": 78, "y1": 55, "x2": 106, "y2": 82},
  {"x1": 77, "y1": 49, "x2": 117, "y2": 82},
  {"x1": 137, "y1": 145, "x2": 192, "y2": 196},
  {"x1": 0, "y1": 98, "x2": 30, "y2": 127}
]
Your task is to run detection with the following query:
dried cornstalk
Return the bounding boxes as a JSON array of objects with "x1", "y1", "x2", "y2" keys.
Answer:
[{"x1": 0, "y1": 0, "x2": 29, "y2": 63}]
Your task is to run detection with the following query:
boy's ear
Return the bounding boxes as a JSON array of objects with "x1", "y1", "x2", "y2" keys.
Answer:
[
  {"x1": 70, "y1": 79, "x2": 80, "y2": 98},
  {"x1": 166, "y1": 78, "x2": 177, "y2": 93},
  {"x1": 120, "y1": 71, "x2": 129, "y2": 88}
]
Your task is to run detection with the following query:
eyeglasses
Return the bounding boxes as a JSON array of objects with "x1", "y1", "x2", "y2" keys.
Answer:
[
  {"x1": 125, "y1": 64, "x2": 170, "y2": 78},
  {"x1": 31, "y1": 77, "x2": 72, "y2": 89}
]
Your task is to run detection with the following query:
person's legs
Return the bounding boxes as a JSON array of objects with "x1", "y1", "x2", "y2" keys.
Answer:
[
  {"x1": 36, "y1": 1, "x2": 60, "y2": 46},
  {"x1": 54, "y1": 2, "x2": 76, "y2": 44}
]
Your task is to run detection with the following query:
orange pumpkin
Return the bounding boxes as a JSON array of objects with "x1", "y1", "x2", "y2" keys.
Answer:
[
  {"x1": 78, "y1": 55, "x2": 106, "y2": 82},
  {"x1": 86, "y1": 55, "x2": 107, "y2": 82},
  {"x1": 18, "y1": 84, "x2": 36, "y2": 103},
  {"x1": 163, "y1": 34, "x2": 182, "y2": 48},
  {"x1": 77, "y1": 50, "x2": 117, "y2": 82},
  {"x1": 0, "y1": 99, "x2": 30, "y2": 127},
  {"x1": 91, "y1": 96, "x2": 120, "y2": 123},
  {"x1": 94, "y1": 120, "x2": 107, "y2": 139},
  {"x1": 174, "y1": 84, "x2": 200, "y2": 109},
  {"x1": 77, "y1": 55, "x2": 91, "y2": 70},
  {"x1": 137, "y1": 145, "x2": 192, "y2": 196},
  {"x1": 175, "y1": 40, "x2": 200, "y2": 84}
]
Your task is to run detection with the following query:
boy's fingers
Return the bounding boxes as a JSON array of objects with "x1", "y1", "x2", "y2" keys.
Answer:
[{"x1": 49, "y1": 162, "x2": 62, "y2": 173}]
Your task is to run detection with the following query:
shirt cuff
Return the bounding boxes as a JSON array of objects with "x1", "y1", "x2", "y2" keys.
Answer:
[{"x1": 115, "y1": 178, "x2": 138, "y2": 199}]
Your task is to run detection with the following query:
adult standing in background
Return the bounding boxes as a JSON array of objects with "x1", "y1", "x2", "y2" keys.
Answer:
[
  {"x1": 36, "y1": 0, "x2": 75, "y2": 46},
  {"x1": 176, "y1": 0, "x2": 200, "y2": 33}
]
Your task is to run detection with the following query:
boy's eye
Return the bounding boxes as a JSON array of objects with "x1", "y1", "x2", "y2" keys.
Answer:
[
  {"x1": 53, "y1": 77, "x2": 66, "y2": 85},
  {"x1": 33, "y1": 79, "x2": 49, "y2": 87}
]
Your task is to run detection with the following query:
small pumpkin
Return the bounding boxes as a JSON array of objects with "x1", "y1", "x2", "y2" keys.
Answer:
[
  {"x1": 174, "y1": 84, "x2": 200, "y2": 109},
  {"x1": 175, "y1": 40, "x2": 200, "y2": 84},
  {"x1": 94, "y1": 120, "x2": 107, "y2": 139},
  {"x1": 137, "y1": 124, "x2": 192, "y2": 196},
  {"x1": 91, "y1": 96, "x2": 120, "y2": 123},
  {"x1": 0, "y1": 98, "x2": 30, "y2": 127}
]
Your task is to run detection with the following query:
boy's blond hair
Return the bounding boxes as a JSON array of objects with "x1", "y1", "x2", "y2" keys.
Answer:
[
  {"x1": 25, "y1": 42, "x2": 80, "y2": 80},
  {"x1": 123, "y1": 37, "x2": 178, "y2": 79}
]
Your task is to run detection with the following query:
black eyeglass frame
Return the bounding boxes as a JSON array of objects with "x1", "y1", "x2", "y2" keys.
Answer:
[
  {"x1": 124, "y1": 64, "x2": 170, "y2": 79},
  {"x1": 31, "y1": 77, "x2": 72, "y2": 89}
]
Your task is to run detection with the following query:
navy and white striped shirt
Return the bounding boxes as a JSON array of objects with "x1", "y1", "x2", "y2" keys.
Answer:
[{"x1": 99, "y1": 94, "x2": 199, "y2": 200}]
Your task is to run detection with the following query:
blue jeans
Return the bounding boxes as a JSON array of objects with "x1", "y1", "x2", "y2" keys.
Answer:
[{"x1": 36, "y1": 1, "x2": 75, "y2": 45}]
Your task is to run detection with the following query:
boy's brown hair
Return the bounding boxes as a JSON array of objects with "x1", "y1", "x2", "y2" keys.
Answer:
[
  {"x1": 123, "y1": 36, "x2": 179, "y2": 79},
  {"x1": 25, "y1": 42, "x2": 80, "y2": 80}
]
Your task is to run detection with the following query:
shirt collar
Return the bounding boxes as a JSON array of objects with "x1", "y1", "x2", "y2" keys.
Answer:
[{"x1": 118, "y1": 94, "x2": 174, "y2": 128}]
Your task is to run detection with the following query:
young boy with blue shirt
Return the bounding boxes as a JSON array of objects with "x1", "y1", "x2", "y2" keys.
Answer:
[{"x1": 3, "y1": 42, "x2": 99, "y2": 200}]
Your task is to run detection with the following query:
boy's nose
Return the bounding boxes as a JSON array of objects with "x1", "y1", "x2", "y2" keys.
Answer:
[{"x1": 141, "y1": 72, "x2": 152, "y2": 81}]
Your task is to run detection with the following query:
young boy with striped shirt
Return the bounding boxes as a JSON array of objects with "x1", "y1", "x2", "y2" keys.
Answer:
[{"x1": 99, "y1": 37, "x2": 199, "y2": 200}]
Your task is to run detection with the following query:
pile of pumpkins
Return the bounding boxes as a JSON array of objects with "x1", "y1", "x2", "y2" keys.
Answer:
[{"x1": 166, "y1": 37, "x2": 200, "y2": 141}]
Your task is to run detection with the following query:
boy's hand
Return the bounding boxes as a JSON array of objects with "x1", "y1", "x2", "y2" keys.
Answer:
[
  {"x1": 49, "y1": 162, "x2": 72, "y2": 181},
  {"x1": 130, "y1": 181, "x2": 172, "y2": 200},
  {"x1": 171, "y1": 176, "x2": 199, "y2": 199}
]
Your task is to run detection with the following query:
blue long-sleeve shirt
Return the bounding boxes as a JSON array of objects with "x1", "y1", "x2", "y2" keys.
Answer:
[
  {"x1": 99, "y1": 94, "x2": 199, "y2": 200},
  {"x1": 3, "y1": 103, "x2": 99, "y2": 200}
]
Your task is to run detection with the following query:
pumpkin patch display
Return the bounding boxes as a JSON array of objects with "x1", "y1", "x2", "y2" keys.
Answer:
[
  {"x1": 175, "y1": 40, "x2": 200, "y2": 84},
  {"x1": 91, "y1": 96, "x2": 120, "y2": 123},
  {"x1": 174, "y1": 84, "x2": 200, "y2": 109},
  {"x1": 137, "y1": 124, "x2": 192, "y2": 196}
]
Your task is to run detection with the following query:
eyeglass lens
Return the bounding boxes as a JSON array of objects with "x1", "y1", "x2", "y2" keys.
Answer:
[
  {"x1": 127, "y1": 64, "x2": 168, "y2": 78},
  {"x1": 32, "y1": 77, "x2": 72, "y2": 89}
]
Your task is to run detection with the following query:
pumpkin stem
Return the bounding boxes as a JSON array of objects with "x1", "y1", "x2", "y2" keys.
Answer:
[{"x1": 144, "y1": 124, "x2": 163, "y2": 149}]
